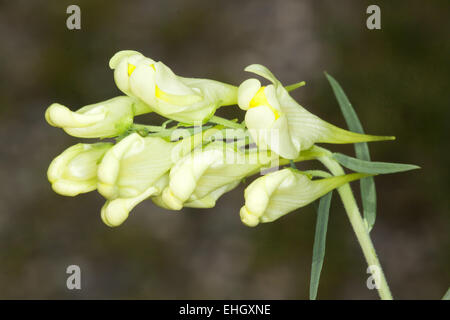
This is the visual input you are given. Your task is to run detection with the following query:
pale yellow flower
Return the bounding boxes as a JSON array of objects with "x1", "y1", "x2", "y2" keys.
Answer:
[
  {"x1": 47, "y1": 143, "x2": 112, "y2": 196},
  {"x1": 240, "y1": 168, "x2": 368, "y2": 227},
  {"x1": 45, "y1": 96, "x2": 149, "y2": 138},
  {"x1": 97, "y1": 128, "x2": 219, "y2": 226},
  {"x1": 110, "y1": 50, "x2": 238, "y2": 124},
  {"x1": 154, "y1": 141, "x2": 274, "y2": 210},
  {"x1": 238, "y1": 64, "x2": 394, "y2": 159}
]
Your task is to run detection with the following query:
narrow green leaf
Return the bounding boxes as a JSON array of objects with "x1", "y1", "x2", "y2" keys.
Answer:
[
  {"x1": 442, "y1": 287, "x2": 450, "y2": 300},
  {"x1": 325, "y1": 72, "x2": 377, "y2": 231},
  {"x1": 333, "y1": 152, "x2": 420, "y2": 174},
  {"x1": 325, "y1": 73, "x2": 365, "y2": 134},
  {"x1": 360, "y1": 178, "x2": 376, "y2": 230},
  {"x1": 310, "y1": 192, "x2": 332, "y2": 300}
]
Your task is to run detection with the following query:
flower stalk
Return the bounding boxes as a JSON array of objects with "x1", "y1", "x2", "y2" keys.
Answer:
[
  {"x1": 208, "y1": 115, "x2": 244, "y2": 129},
  {"x1": 316, "y1": 147, "x2": 393, "y2": 300}
]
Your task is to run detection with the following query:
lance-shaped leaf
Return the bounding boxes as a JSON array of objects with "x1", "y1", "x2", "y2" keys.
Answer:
[
  {"x1": 310, "y1": 192, "x2": 332, "y2": 300},
  {"x1": 442, "y1": 287, "x2": 450, "y2": 300},
  {"x1": 333, "y1": 153, "x2": 420, "y2": 174},
  {"x1": 240, "y1": 168, "x2": 371, "y2": 227},
  {"x1": 326, "y1": 72, "x2": 378, "y2": 231}
]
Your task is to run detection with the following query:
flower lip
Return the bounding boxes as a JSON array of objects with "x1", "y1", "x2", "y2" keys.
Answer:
[
  {"x1": 239, "y1": 206, "x2": 261, "y2": 227},
  {"x1": 238, "y1": 78, "x2": 261, "y2": 110},
  {"x1": 248, "y1": 85, "x2": 280, "y2": 120},
  {"x1": 45, "y1": 103, "x2": 106, "y2": 128},
  {"x1": 244, "y1": 64, "x2": 280, "y2": 85},
  {"x1": 109, "y1": 50, "x2": 142, "y2": 69},
  {"x1": 111, "y1": 51, "x2": 155, "y2": 95}
]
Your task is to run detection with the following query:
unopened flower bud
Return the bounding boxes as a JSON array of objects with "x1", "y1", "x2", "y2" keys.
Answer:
[
  {"x1": 240, "y1": 168, "x2": 369, "y2": 227},
  {"x1": 47, "y1": 143, "x2": 112, "y2": 196},
  {"x1": 45, "y1": 96, "x2": 146, "y2": 138}
]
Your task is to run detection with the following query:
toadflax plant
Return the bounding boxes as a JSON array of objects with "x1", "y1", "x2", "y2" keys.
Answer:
[{"x1": 45, "y1": 50, "x2": 426, "y2": 300}]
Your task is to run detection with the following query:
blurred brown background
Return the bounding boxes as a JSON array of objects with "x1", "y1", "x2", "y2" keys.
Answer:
[{"x1": 0, "y1": 0, "x2": 448, "y2": 299}]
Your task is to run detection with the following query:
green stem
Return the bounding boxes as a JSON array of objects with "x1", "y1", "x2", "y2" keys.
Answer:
[
  {"x1": 244, "y1": 148, "x2": 321, "y2": 177},
  {"x1": 132, "y1": 123, "x2": 165, "y2": 132},
  {"x1": 317, "y1": 151, "x2": 393, "y2": 300},
  {"x1": 208, "y1": 115, "x2": 245, "y2": 129},
  {"x1": 285, "y1": 81, "x2": 306, "y2": 92},
  {"x1": 148, "y1": 125, "x2": 213, "y2": 138}
]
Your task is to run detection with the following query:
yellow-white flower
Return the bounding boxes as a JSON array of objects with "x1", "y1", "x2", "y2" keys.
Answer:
[
  {"x1": 109, "y1": 50, "x2": 238, "y2": 124},
  {"x1": 154, "y1": 141, "x2": 273, "y2": 210},
  {"x1": 238, "y1": 64, "x2": 394, "y2": 159},
  {"x1": 240, "y1": 168, "x2": 368, "y2": 227},
  {"x1": 97, "y1": 129, "x2": 217, "y2": 226},
  {"x1": 45, "y1": 96, "x2": 149, "y2": 138},
  {"x1": 97, "y1": 133, "x2": 181, "y2": 200},
  {"x1": 47, "y1": 143, "x2": 112, "y2": 196}
]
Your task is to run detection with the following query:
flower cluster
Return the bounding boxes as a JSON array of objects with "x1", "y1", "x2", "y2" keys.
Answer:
[{"x1": 46, "y1": 50, "x2": 393, "y2": 227}]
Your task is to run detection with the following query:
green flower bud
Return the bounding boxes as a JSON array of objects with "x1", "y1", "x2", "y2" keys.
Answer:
[
  {"x1": 238, "y1": 64, "x2": 394, "y2": 159},
  {"x1": 47, "y1": 143, "x2": 112, "y2": 196},
  {"x1": 240, "y1": 168, "x2": 369, "y2": 227},
  {"x1": 45, "y1": 96, "x2": 147, "y2": 138},
  {"x1": 110, "y1": 50, "x2": 238, "y2": 124}
]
